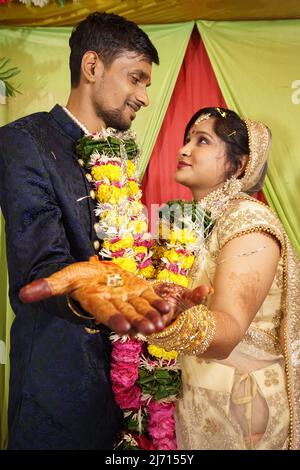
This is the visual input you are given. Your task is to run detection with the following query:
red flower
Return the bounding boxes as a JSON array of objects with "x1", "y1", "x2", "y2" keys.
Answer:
[
  {"x1": 111, "y1": 362, "x2": 139, "y2": 388},
  {"x1": 147, "y1": 401, "x2": 177, "y2": 449},
  {"x1": 136, "y1": 434, "x2": 156, "y2": 450},
  {"x1": 111, "y1": 338, "x2": 142, "y2": 365},
  {"x1": 112, "y1": 384, "x2": 142, "y2": 410}
]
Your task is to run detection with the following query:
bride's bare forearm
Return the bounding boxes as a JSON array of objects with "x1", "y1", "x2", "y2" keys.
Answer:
[{"x1": 200, "y1": 309, "x2": 244, "y2": 360}]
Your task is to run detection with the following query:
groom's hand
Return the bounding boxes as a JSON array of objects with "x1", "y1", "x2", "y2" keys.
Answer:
[{"x1": 19, "y1": 256, "x2": 170, "y2": 335}]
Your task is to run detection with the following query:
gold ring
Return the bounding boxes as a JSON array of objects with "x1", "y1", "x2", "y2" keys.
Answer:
[{"x1": 107, "y1": 273, "x2": 124, "y2": 287}]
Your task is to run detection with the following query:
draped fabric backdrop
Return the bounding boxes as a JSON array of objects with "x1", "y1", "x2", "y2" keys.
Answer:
[
  {"x1": 1, "y1": 20, "x2": 300, "y2": 449},
  {"x1": 141, "y1": 28, "x2": 266, "y2": 229},
  {"x1": 141, "y1": 28, "x2": 227, "y2": 223}
]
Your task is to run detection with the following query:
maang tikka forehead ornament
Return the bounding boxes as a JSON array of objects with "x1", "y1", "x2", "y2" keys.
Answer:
[
  {"x1": 194, "y1": 107, "x2": 227, "y2": 126},
  {"x1": 195, "y1": 113, "x2": 211, "y2": 125}
]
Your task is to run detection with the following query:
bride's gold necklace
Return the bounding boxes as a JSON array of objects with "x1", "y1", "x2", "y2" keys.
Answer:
[{"x1": 198, "y1": 177, "x2": 243, "y2": 220}]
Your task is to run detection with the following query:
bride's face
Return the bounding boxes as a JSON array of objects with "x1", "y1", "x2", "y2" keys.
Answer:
[{"x1": 174, "y1": 117, "x2": 231, "y2": 193}]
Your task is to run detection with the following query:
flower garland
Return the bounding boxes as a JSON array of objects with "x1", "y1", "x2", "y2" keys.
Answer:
[
  {"x1": 18, "y1": 0, "x2": 50, "y2": 6},
  {"x1": 155, "y1": 199, "x2": 214, "y2": 287},
  {"x1": 76, "y1": 128, "x2": 213, "y2": 450},
  {"x1": 17, "y1": 0, "x2": 65, "y2": 7},
  {"x1": 110, "y1": 334, "x2": 180, "y2": 450},
  {"x1": 76, "y1": 129, "x2": 155, "y2": 279}
]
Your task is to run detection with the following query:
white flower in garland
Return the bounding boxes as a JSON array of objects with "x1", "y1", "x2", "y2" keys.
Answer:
[{"x1": 19, "y1": 0, "x2": 50, "y2": 6}]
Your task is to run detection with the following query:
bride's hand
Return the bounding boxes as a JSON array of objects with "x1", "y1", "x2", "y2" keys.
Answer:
[{"x1": 153, "y1": 282, "x2": 212, "y2": 326}]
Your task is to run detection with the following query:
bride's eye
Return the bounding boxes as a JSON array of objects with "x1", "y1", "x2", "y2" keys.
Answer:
[{"x1": 198, "y1": 137, "x2": 208, "y2": 144}]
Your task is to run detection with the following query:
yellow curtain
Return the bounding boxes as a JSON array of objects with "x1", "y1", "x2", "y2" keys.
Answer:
[{"x1": 197, "y1": 19, "x2": 300, "y2": 256}]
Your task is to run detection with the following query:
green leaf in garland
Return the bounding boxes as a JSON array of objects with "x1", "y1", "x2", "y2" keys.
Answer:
[
  {"x1": 138, "y1": 367, "x2": 181, "y2": 401},
  {"x1": 76, "y1": 134, "x2": 139, "y2": 165}
]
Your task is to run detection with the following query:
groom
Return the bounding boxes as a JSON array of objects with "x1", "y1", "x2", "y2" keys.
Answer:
[{"x1": 0, "y1": 12, "x2": 163, "y2": 450}]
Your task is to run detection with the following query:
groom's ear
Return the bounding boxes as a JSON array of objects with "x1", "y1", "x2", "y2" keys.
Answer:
[{"x1": 80, "y1": 51, "x2": 104, "y2": 84}]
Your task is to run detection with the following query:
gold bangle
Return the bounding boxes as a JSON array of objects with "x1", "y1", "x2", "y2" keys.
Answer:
[
  {"x1": 186, "y1": 310, "x2": 216, "y2": 355},
  {"x1": 66, "y1": 295, "x2": 95, "y2": 320},
  {"x1": 148, "y1": 304, "x2": 216, "y2": 355}
]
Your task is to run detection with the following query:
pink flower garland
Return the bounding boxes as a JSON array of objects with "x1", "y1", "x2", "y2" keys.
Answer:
[
  {"x1": 110, "y1": 338, "x2": 177, "y2": 450},
  {"x1": 111, "y1": 338, "x2": 142, "y2": 411},
  {"x1": 147, "y1": 401, "x2": 177, "y2": 450}
]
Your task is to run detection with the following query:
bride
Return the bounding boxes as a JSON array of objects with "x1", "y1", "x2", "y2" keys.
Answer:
[{"x1": 149, "y1": 107, "x2": 300, "y2": 450}]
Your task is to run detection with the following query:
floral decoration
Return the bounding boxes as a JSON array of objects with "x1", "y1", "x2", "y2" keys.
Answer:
[
  {"x1": 17, "y1": 0, "x2": 65, "y2": 7},
  {"x1": 155, "y1": 199, "x2": 213, "y2": 287},
  {"x1": 110, "y1": 334, "x2": 180, "y2": 450},
  {"x1": 76, "y1": 129, "x2": 213, "y2": 450},
  {"x1": 76, "y1": 129, "x2": 155, "y2": 279}
]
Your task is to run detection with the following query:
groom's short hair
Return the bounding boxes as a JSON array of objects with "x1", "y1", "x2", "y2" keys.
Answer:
[{"x1": 69, "y1": 12, "x2": 159, "y2": 87}]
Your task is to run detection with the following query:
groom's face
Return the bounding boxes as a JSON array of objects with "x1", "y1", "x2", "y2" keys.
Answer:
[{"x1": 93, "y1": 51, "x2": 152, "y2": 131}]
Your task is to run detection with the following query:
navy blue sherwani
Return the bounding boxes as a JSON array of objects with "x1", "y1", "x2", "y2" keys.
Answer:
[{"x1": 0, "y1": 105, "x2": 122, "y2": 449}]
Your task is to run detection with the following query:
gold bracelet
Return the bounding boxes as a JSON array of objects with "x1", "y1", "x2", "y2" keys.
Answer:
[
  {"x1": 148, "y1": 304, "x2": 216, "y2": 355},
  {"x1": 66, "y1": 295, "x2": 95, "y2": 320},
  {"x1": 186, "y1": 310, "x2": 216, "y2": 355}
]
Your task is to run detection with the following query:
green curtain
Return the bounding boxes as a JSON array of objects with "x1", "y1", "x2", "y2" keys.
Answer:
[
  {"x1": 0, "y1": 22, "x2": 193, "y2": 449},
  {"x1": 0, "y1": 217, "x2": 13, "y2": 450},
  {"x1": 197, "y1": 20, "x2": 300, "y2": 256}
]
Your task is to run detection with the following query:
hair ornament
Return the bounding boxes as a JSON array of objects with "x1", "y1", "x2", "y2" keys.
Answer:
[
  {"x1": 216, "y1": 107, "x2": 227, "y2": 118},
  {"x1": 195, "y1": 113, "x2": 211, "y2": 125},
  {"x1": 227, "y1": 130, "x2": 237, "y2": 137}
]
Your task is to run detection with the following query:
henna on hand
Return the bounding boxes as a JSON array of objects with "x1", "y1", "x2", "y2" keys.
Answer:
[{"x1": 18, "y1": 256, "x2": 171, "y2": 335}]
